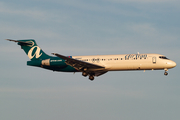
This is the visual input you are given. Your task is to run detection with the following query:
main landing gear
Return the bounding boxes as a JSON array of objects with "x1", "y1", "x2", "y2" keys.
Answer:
[
  {"x1": 82, "y1": 71, "x2": 88, "y2": 77},
  {"x1": 164, "y1": 68, "x2": 168, "y2": 76},
  {"x1": 82, "y1": 71, "x2": 95, "y2": 81},
  {"x1": 89, "y1": 75, "x2": 94, "y2": 81}
]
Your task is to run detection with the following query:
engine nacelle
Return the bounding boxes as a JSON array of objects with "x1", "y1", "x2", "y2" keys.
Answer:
[{"x1": 27, "y1": 58, "x2": 67, "y2": 68}]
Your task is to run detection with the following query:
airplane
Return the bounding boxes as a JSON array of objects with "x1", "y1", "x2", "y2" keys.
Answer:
[{"x1": 6, "y1": 39, "x2": 176, "y2": 81}]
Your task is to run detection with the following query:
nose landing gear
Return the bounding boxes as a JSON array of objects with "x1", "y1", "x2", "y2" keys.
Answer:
[
  {"x1": 164, "y1": 72, "x2": 168, "y2": 76},
  {"x1": 164, "y1": 68, "x2": 168, "y2": 76}
]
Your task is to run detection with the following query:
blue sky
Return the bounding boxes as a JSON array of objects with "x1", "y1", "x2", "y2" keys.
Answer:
[{"x1": 0, "y1": 0, "x2": 180, "y2": 120}]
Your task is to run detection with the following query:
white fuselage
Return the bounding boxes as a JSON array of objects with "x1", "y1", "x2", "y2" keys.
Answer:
[{"x1": 73, "y1": 53, "x2": 176, "y2": 71}]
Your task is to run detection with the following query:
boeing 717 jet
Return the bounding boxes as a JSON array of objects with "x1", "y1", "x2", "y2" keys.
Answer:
[{"x1": 7, "y1": 39, "x2": 176, "y2": 81}]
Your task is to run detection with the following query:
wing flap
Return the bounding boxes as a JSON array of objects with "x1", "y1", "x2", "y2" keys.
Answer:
[{"x1": 94, "y1": 71, "x2": 108, "y2": 76}]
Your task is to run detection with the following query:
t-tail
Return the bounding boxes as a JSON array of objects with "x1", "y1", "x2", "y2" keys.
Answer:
[{"x1": 6, "y1": 39, "x2": 50, "y2": 60}]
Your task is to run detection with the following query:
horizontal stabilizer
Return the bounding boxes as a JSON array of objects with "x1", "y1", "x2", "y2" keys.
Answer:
[{"x1": 6, "y1": 39, "x2": 33, "y2": 45}]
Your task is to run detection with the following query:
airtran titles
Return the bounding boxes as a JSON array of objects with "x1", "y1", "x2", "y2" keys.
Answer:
[{"x1": 125, "y1": 54, "x2": 147, "y2": 60}]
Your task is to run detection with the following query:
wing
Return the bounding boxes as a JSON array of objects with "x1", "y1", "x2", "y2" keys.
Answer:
[
  {"x1": 52, "y1": 53, "x2": 105, "y2": 71},
  {"x1": 52, "y1": 53, "x2": 108, "y2": 77}
]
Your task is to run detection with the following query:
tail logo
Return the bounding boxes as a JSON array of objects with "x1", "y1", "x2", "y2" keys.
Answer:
[{"x1": 28, "y1": 46, "x2": 42, "y2": 59}]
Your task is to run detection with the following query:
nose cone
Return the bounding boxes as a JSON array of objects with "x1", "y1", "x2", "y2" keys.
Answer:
[
  {"x1": 172, "y1": 61, "x2": 177, "y2": 68},
  {"x1": 166, "y1": 61, "x2": 176, "y2": 68}
]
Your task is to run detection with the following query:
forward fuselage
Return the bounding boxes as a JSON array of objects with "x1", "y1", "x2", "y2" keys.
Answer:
[{"x1": 72, "y1": 53, "x2": 176, "y2": 71}]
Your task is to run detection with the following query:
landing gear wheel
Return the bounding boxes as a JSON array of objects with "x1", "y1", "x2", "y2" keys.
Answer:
[
  {"x1": 164, "y1": 72, "x2": 168, "y2": 76},
  {"x1": 82, "y1": 72, "x2": 88, "y2": 77},
  {"x1": 89, "y1": 76, "x2": 94, "y2": 81},
  {"x1": 83, "y1": 68, "x2": 88, "y2": 71}
]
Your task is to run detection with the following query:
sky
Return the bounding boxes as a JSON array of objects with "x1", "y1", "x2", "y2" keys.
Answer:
[{"x1": 0, "y1": 0, "x2": 180, "y2": 120}]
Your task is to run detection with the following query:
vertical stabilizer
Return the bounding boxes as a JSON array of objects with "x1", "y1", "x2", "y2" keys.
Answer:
[{"x1": 7, "y1": 39, "x2": 50, "y2": 60}]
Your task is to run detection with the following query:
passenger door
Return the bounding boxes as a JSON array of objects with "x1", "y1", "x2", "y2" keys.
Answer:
[{"x1": 152, "y1": 57, "x2": 156, "y2": 64}]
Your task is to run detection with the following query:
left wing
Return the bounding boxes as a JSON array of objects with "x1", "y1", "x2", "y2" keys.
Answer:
[{"x1": 52, "y1": 53, "x2": 105, "y2": 72}]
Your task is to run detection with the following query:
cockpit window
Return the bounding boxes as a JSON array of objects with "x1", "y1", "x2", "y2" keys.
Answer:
[{"x1": 159, "y1": 56, "x2": 169, "y2": 59}]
